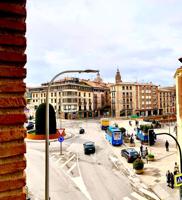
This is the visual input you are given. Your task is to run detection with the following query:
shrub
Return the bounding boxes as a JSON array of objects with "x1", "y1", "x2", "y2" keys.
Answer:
[
  {"x1": 140, "y1": 125, "x2": 153, "y2": 133},
  {"x1": 35, "y1": 103, "x2": 56, "y2": 135},
  {"x1": 147, "y1": 153, "x2": 154, "y2": 158},
  {"x1": 133, "y1": 158, "x2": 144, "y2": 170}
]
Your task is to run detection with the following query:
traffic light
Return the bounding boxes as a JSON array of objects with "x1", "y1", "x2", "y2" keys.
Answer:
[{"x1": 148, "y1": 129, "x2": 156, "y2": 146}]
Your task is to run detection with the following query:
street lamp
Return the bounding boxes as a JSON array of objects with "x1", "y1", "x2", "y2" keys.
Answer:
[
  {"x1": 45, "y1": 69, "x2": 99, "y2": 200},
  {"x1": 156, "y1": 133, "x2": 182, "y2": 199}
]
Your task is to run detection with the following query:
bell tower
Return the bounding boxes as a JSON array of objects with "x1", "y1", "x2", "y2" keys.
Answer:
[{"x1": 115, "y1": 68, "x2": 122, "y2": 83}]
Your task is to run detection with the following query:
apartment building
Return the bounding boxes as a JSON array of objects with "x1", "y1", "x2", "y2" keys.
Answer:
[
  {"x1": 111, "y1": 69, "x2": 159, "y2": 118},
  {"x1": 158, "y1": 86, "x2": 176, "y2": 115},
  {"x1": 27, "y1": 74, "x2": 110, "y2": 119}
]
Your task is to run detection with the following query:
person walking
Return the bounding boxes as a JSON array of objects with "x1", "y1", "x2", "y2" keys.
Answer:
[
  {"x1": 174, "y1": 162, "x2": 179, "y2": 175},
  {"x1": 145, "y1": 147, "x2": 148, "y2": 157},
  {"x1": 165, "y1": 140, "x2": 169, "y2": 151},
  {"x1": 170, "y1": 172, "x2": 174, "y2": 189},
  {"x1": 166, "y1": 170, "x2": 171, "y2": 187},
  {"x1": 140, "y1": 144, "x2": 143, "y2": 157}
]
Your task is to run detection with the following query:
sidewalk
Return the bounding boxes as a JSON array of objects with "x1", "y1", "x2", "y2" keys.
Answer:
[{"x1": 110, "y1": 120, "x2": 179, "y2": 200}]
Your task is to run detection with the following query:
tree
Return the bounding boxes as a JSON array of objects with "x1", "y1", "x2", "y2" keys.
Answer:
[{"x1": 35, "y1": 103, "x2": 56, "y2": 135}]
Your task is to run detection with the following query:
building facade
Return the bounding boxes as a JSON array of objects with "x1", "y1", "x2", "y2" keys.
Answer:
[
  {"x1": 158, "y1": 86, "x2": 176, "y2": 115},
  {"x1": 110, "y1": 69, "x2": 176, "y2": 118},
  {"x1": 27, "y1": 76, "x2": 110, "y2": 119},
  {"x1": 175, "y1": 65, "x2": 182, "y2": 153}
]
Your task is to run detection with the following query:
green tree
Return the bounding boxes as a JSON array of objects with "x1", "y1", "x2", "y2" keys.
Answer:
[{"x1": 35, "y1": 103, "x2": 56, "y2": 135}]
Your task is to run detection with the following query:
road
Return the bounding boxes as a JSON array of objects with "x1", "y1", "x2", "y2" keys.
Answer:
[{"x1": 26, "y1": 119, "x2": 137, "y2": 200}]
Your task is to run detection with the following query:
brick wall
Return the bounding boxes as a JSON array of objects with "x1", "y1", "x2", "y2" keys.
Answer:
[{"x1": 0, "y1": 0, "x2": 27, "y2": 199}]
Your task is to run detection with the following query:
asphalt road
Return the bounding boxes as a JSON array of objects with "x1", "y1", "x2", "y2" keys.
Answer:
[{"x1": 25, "y1": 119, "x2": 137, "y2": 200}]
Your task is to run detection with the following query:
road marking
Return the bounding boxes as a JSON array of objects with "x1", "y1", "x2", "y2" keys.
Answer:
[
  {"x1": 61, "y1": 154, "x2": 76, "y2": 168},
  {"x1": 123, "y1": 197, "x2": 131, "y2": 200},
  {"x1": 131, "y1": 192, "x2": 148, "y2": 200},
  {"x1": 67, "y1": 163, "x2": 76, "y2": 173},
  {"x1": 55, "y1": 157, "x2": 63, "y2": 164}
]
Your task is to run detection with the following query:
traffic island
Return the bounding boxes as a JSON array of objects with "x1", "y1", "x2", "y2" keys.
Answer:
[{"x1": 26, "y1": 130, "x2": 60, "y2": 140}]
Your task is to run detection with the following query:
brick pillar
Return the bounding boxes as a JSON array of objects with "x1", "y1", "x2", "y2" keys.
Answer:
[{"x1": 0, "y1": 1, "x2": 27, "y2": 200}]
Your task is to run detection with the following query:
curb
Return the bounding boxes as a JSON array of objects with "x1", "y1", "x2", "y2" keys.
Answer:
[
  {"x1": 109, "y1": 153, "x2": 161, "y2": 200},
  {"x1": 25, "y1": 133, "x2": 73, "y2": 143}
]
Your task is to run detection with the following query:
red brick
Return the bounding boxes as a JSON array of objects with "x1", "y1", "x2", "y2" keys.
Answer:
[
  {"x1": 0, "y1": 97, "x2": 26, "y2": 108},
  {"x1": 0, "y1": 128, "x2": 26, "y2": 142},
  {"x1": 0, "y1": 35, "x2": 26, "y2": 46},
  {"x1": 0, "y1": 67, "x2": 26, "y2": 78},
  {"x1": 0, "y1": 193, "x2": 26, "y2": 200},
  {"x1": 0, "y1": 178, "x2": 25, "y2": 192},
  {"x1": 0, "y1": 19, "x2": 26, "y2": 32},
  {"x1": 0, "y1": 81, "x2": 25, "y2": 93},
  {"x1": 0, "y1": 143, "x2": 26, "y2": 158},
  {"x1": 0, "y1": 51, "x2": 26, "y2": 63},
  {"x1": 0, "y1": 114, "x2": 26, "y2": 125},
  {"x1": 0, "y1": 160, "x2": 26, "y2": 175},
  {"x1": 0, "y1": 3, "x2": 26, "y2": 16}
]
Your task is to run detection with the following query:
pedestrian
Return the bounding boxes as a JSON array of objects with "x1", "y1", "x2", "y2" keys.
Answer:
[
  {"x1": 166, "y1": 170, "x2": 171, "y2": 187},
  {"x1": 145, "y1": 147, "x2": 148, "y2": 157},
  {"x1": 165, "y1": 140, "x2": 169, "y2": 151},
  {"x1": 140, "y1": 144, "x2": 143, "y2": 157},
  {"x1": 130, "y1": 136, "x2": 134, "y2": 144},
  {"x1": 170, "y1": 172, "x2": 174, "y2": 189},
  {"x1": 174, "y1": 162, "x2": 179, "y2": 175}
]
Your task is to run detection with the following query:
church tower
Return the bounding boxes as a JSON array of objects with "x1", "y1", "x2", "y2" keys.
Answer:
[{"x1": 115, "y1": 68, "x2": 122, "y2": 83}]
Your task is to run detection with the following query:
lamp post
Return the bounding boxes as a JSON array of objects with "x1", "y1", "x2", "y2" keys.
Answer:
[
  {"x1": 156, "y1": 133, "x2": 182, "y2": 199},
  {"x1": 45, "y1": 69, "x2": 99, "y2": 200}
]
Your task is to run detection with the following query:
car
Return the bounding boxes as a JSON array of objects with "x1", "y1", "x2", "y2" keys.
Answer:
[
  {"x1": 121, "y1": 148, "x2": 139, "y2": 163},
  {"x1": 26, "y1": 122, "x2": 34, "y2": 130},
  {"x1": 83, "y1": 141, "x2": 95, "y2": 155},
  {"x1": 79, "y1": 127, "x2": 85, "y2": 134}
]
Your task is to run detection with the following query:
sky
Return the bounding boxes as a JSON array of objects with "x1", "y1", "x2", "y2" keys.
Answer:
[{"x1": 25, "y1": 0, "x2": 182, "y2": 87}]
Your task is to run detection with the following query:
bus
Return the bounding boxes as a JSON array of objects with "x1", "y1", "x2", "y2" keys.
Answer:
[
  {"x1": 105, "y1": 126, "x2": 123, "y2": 146},
  {"x1": 100, "y1": 118, "x2": 110, "y2": 130}
]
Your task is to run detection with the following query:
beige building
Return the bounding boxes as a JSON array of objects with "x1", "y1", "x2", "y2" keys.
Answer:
[
  {"x1": 158, "y1": 86, "x2": 176, "y2": 115},
  {"x1": 111, "y1": 69, "x2": 159, "y2": 118},
  {"x1": 174, "y1": 65, "x2": 182, "y2": 152},
  {"x1": 27, "y1": 74, "x2": 110, "y2": 119}
]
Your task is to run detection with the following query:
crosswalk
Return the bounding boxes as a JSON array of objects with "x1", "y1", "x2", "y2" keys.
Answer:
[{"x1": 123, "y1": 192, "x2": 148, "y2": 200}]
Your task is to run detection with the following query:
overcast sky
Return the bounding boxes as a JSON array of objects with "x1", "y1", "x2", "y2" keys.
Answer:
[{"x1": 25, "y1": 0, "x2": 182, "y2": 87}]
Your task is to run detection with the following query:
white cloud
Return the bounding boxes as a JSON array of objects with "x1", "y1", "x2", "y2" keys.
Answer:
[{"x1": 25, "y1": 0, "x2": 182, "y2": 87}]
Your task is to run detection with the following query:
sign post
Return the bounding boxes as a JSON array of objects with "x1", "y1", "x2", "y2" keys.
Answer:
[{"x1": 58, "y1": 136, "x2": 64, "y2": 155}]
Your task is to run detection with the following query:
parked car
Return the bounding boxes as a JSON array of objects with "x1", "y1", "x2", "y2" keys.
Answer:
[
  {"x1": 26, "y1": 122, "x2": 34, "y2": 130},
  {"x1": 121, "y1": 148, "x2": 139, "y2": 163},
  {"x1": 79, "y1": 127, "x2": 85, "y2": 134},
  {"x1": 83, "y1": 141, "x2": 95, "y2": 155}
]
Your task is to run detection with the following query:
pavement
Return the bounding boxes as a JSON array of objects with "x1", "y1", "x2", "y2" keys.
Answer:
[{"x1": 108, "y1": 119, "x2": 180, "y2": 200}]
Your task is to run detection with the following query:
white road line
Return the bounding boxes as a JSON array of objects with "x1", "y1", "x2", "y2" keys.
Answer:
[
  {"x1": 131, "y1": 192, "x2": 148, "y2": 200},
  {"x1": 67, "y1": 163, "x2": 76, "y2": 174},
  {"x1": 55, "y1": 157, "x2": 63, "y2": 164},
  {"x1": 123, "y1": 197, "x2": 131, "y2": 200},
  {"x1": 61, "y1": 154, "x2": 76, "y2": 168}
]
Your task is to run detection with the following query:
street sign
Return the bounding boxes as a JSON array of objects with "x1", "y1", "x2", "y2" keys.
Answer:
[
  {"x1": 58, "y1": 128, "x2": 66, "y2": 137},
  {"x1": 58, "y1": 136, "x2": 64, "y2": 143},
  {"x1": 174, "y1": 173, "x2": 182, "y2": 187}
]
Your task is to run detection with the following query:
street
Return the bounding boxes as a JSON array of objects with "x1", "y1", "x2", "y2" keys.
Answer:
[
  {"x1": 26, "y1": 119, "x2": 135, "y2": 200},
  {"x1": 26, "y1": 119, "x2": 178, "y2": 200}
]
